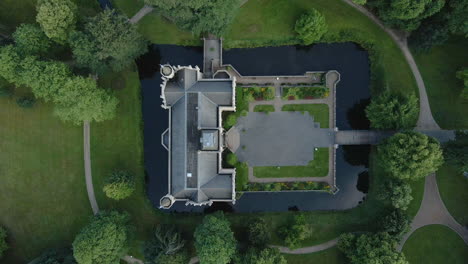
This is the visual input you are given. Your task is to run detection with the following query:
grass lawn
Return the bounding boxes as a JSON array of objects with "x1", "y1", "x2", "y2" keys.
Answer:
[
  {"x1": 253, "y1": 104, "x2": 275, "y2": 113},
  {"x1": 254, "y1": 148, "x2": 329, "y2": 178},
  {"x1": 436, "y1": 164, "x2": 468, "y2": 226},
  {"x1": 282, "y1": 104, "x2": 329, "y2": 128},
  {"x1": 413, "y1": 37, "x2": 468, "y2": 129},
  {"x1": 283, "y1": 246, "x2": 347, "y2": 264},
  {"x1": 0, "y1": 84, "x2": 92, "y2": 263},
  {"x1": 402, "y1": 224, "x2": 468, "y2": 264}
]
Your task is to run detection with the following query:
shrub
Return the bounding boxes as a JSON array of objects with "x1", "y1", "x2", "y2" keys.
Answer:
[
  {"x1": 103, "y1": 170, "x2": 136, "y2": 200},
  {"x1": 0, "y1": 227, "x2": 7, "y2": 259},
  {"x1": 282, "y1": 86, "x2": 328, "y2": 99},
  {"x1": 279, "y1": 214, "x2": 312, "y2": 249},
  {"x1": 35, "y1": 248, "x2": 76, "y2": 264},
  {"x1": 456, "y1": 68, "x2": 468, "y2": 100},
  {"x1": 378, "y1": 209, "x2": 411, "y2": 240},
  {"x1": 0, "y1": 86, "x2": 12, "y2": 97},
  {"x1": 224, "y1": 113, "x2": 237, "y2": 129},
  {"x1": 378, "y1": 131, "x2": 444, "y2": 180},
  {"x1": 444, "y1": 131, "x2": 468, "y2": 173},
  {"x1": 226, "y1": 153, "x2": 238, "y2": 166},
  {"x1": 242, "y1": 248, "x2": 286, "y2": 264},
  {"x1": 16, "y1": 96, "x2": 36, "y2": 108},
  {"x1": 144, "y1": 226, "x2": 188, "y2": 264},
  {"x1": 378, "y1": 179, "x2": 413, "y2": 210},
  {"x1": 295, "y1": 9, "x2": 328, "y2": 45},
  {"x1": 248, "y1": 218, "x2": 271, "y2": 248}
]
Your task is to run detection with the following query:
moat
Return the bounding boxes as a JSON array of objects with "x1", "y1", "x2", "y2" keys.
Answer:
[{"x1": 137, "y1": 43, "x2": 371, "y2": 212}]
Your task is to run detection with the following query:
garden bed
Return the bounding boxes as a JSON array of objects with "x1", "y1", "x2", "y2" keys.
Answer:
[
  {"x1": 242, "y1": 86, "x2": 275, "y2": 101},
  {"x1": 253, "y1": 104, "x2": 275, "y2": 113},
  {"x1": 244, "y1": 181, "x2": 330, "y2": 192},
  {"x1": 282, "y1": 86, "x2": 329, "y2": 100}
]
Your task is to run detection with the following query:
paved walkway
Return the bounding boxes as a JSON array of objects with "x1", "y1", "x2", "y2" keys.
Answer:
[
  {"x1": 129, "y1": 5, "x2": 154, "y2": 24},
  {"x1": 341, "y1": 0, "x2": 439, "y2": 130},
  {"x1": 84, "y1": 121, "x2": 99, "y2": 215},
  {"x1": 272, "y1": 238, "x2": 339, "y2": 254},
  {"x1": 398, "y1": 174, "x2": 468, "y2": 250}
]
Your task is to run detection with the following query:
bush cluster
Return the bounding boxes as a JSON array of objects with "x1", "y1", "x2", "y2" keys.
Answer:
[
  {"x1": 242, "y1": 86, "x2": 275, "y2": 101},
  {"x1": 245, "y1": 181, "x2": 329, "y2": 192},
  {"x1": 279, "y1": 214, "x2": 312, "y2": 249},
  {"x1": 282, "y1": 86, "x2": 329, "y2": 99}
]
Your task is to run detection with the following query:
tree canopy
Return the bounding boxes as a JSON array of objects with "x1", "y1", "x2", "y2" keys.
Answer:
[
  {"x1": 456, "y1": 68, "x2": 468, "y2": 100},
  {"x1": 378, "y1": 209, "x2": 411, "y2": 239},
  {"x1": 36, "y1": 0, "x2": 77, "y2": 43},
  {"x1": 102, "y1": 170, "x2": 136, "y2": 200},
  {"x1": 241, "y1": 248, "x2": 287, "y2": 264},
  {"x1": 12, "y1": 24, "x2": 50, "y2": 55},
  {"x1": 194, "y1": 212, "x2": 236, "y2": 264},
  {"x1": 72, "y1": 211, "x2": 129, "y2": 264},
  {"x1": 379, "y1": 179, "x2": 413, "y2": 210},
  {"x1": 365, "y1": 91, "x2": 418, "y2": 130},
  {"x1": 378, "y1": 131, "x2": 443, "y2": 180},
  {"x1": 338, "y1": 232, "x2": 408, "y2": 264},
  {"x1": 279, "y1": 214, "x2": 312, "y2": 249},
  {"x1": 69, "y1": 9, "x2": 148, "y2": 74},
  {"x1": 0, "y1": 227, "x2": 7, "y2": 259},
  {"x1": 370, "y1": 0, "x2": 445, "y2": 32},
  {"x1": 35, "y1": 248, "x2": 77, "y2": 264},
  {"x1": 294, "y1": 9, "x2": 328, "y2": 45},
  {"x1": 144, "y1": 0, "x2": 241, "y2": 36},
  {"x1": 248, "y1": 218, "x2": 271, "y2": 248},
  {"x1": 444, "y1": 131, "x2": 468, "y2": 172},
  {"x1": 144, "y1": 226, "x2": 188, "y2": 264}
]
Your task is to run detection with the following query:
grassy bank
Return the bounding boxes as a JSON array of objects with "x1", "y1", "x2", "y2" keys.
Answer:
[
  {"x1": 0, "y1": 84, "x2": 92, "y2": 263},
  {"x1": 253, "y1": 104, "x2": 275, "y2": 113},
  {"x1": 436, "y1": 164, "x2": 468, "y2": 226},
  {"x1": 282, "y1": 104, "x2": 329, "y2": 128},
  {"x1": 254, "y1": 148, "x2": 329, "y2": 178},
  {"x1": 402, "y1": 224, "x2": 468, "y2": 264},
  {"x1": 283, "y1": 246, "x2": 346, "y2": 264},
  {"x1": 413, "y1": 37, "x2": 468, "y2": 129}
]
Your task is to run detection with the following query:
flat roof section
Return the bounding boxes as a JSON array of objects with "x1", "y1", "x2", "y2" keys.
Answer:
[{"x1": 186, "y1": 93, "x2": 200, "y2": 188}]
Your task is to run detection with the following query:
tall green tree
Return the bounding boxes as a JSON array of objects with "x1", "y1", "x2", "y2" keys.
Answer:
[
  {"x1": 378, "y1": 131, "x2": 444, "y2": 180},
  {"x1": 36, "y1": 0, "x2": 77, "y2": 43},
  {"x1": 445, "y1": 0, "x2": 468, "y2": 37},
  {"x1": 279, "y1": 214, "x2": 312, "y2": 249},
  {"x1": 194, "y1": 212, "x2": 236, "y2": 264},
  {"x1": 0, "y1": 227, "x2": 7, "y2": 259},
  {"x1": 294, "y1": 9, "x2": 328, "y2": 45},
  {"x1": 35, "y1": 248, "x2": 77, "y2": 264},
  {"x1": 370, "y1": 0, "x2": 445, "y2": 31},
  {"x1": 378, "y1": 209, "x2": 411, "y2": 239},
  {"x1": 12, "y1": 24, "x2": 50, "y2": 55},
  {"x1": 365, "y1": 91, "x2": 419, "y2": 130},
  {"x1": 73, "y1": 211, "x2": 129, "y2": 264},
  {"x1": 444, "y1": 131, "x2": 468, "y2": 172},
  {"x1": 0, "y1": 45, "x2": 22, "y2": 84},
  {"x1": 338, "y1": 232, "x2": 408, "y2": 264},
  {"x1": 53, "y1": 76, "x2": 118, "y2": 124},
  {"x1": 247, "y1": 218, "x2": 271, "y2": 248},
  {"x1": 378, "y1": 179, "x2": 413, "y2": 210},
  {"x1": 69, "y1": 9, "x2": 147, "y2": 74},
  {"x1": 144, "y1": 0, "x2": 241, "y2": 36}
]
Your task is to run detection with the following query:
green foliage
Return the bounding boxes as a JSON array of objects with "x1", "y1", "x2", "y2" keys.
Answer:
[
  {"x1": 72, "y1": 211, "x2": 130, "y2": 264},
  {"x1": 35, "y1": 248, "x2": 77, "y2": 264},
  {"x1": 445, "y1": 0, "x2": 468, "y2": 37},
  {"x1": 53, "y1": 76, "x2": 119, "y2": 124},
  {"x1": 282, "y1": 86, "x2": 328, "y2": 99},
  {"x1": 12, "y1": 24, "x2": 50, "y2": 55},
  {"x1": 409, "y1": 13, "x2": 449, "y2": 52},
  {"x1": 338, "y1": 232, "x2": 408, "y2": 264},
  {"x1": 0, "y1": 86, "x2": 12, "y2": 97},
  {"x1": 36, "y1": 0, "x2": 77, "y2": 43},
  {"x1": 0, "y1": 45, "x2": 22, "y2": 83},
  {"x1": 16, "y1": 96, "x2": 36, "y2": 108},
  {"x1": 102, "y1": 170, "x2": 136, "y2": 200},
  {"x1": 444, "y1": 131, "x2": 468, "y2": 172},
  {"x1": 144, "y1": 226, "x2": 188, "y2": 264},
  {"x1": 378, "y1": 209, "x2": 411, "y2": 239},
  {"x1": 294, "y1": 9, "x2": 328, "y2": 45},
  {"x1": 365, "y1": 91, "x2": 418, "y2": 130},
  {"x1": 248, "y1": 218, "x2": 271, "y2": 248},
  {"x1": 245, "y1": 181, "x2": 329, "y2": 192},
  {"x1": 279, "y1": 214, "x2": 312, "y2": 249},
  {"x1": 371, "y1": 0, "x2": 445, "y2": 32},
  {"x1": 242, "y1": 86, "x2": 275, "y2": 101},
  {"x1": 378, "y1": 131, "x2": 444, "y2": 180},
  {"x1": 226, "y1": 153, "x2": 238, "y2": 166},
  {"x1": 224, "y1": 113, "x2": 238, "y2": 129},
  {"x1": 69, "y1": 9, "x2": 148, "y2": 74},
  {"x1": 145, "y1": 0, "x2": 241, "y2": 36},
  {"x1": 378, "y1": 179, "x2": 413, "y2": 210},
  {"x1": 352, "y1": 0, "x2": 367, "y2": 5},
  {"x1": 241, "y1": 248, "x2": 287, "y2": 264},
  {"x1": 456, "y1": 68, "x2": 468, "y2": 100},
  {"x1": 0, "y1": 227, "x2": 7, "y2": 259},
  {"x1": 194, "y1": 212, "x2": 236, "y2": 264}
]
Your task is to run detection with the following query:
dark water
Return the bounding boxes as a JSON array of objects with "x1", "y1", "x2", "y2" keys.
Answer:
[{"x1": 137, "y1": 43, "x2": 371, "y2": 213}]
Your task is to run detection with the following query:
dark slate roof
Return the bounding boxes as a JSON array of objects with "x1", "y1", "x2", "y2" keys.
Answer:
[{"x1": 165, "y1": 68, "x2": 234, "y2": 203}]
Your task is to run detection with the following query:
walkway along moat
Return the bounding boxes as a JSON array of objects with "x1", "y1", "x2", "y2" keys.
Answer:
[{"x1": 137, "y1": 41, "x2": 454, "y2": 213}]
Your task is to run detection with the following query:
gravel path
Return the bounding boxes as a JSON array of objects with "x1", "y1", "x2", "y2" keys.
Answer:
[
  {"x1": 129, "y1": 5, "x2": 154, "y2": 24},
  {"x1": 83, "y1": 121, "x2": 99, "y2": 215},
  {"x1": 272, "y1": 238, "x2": 339, "y2": 254}
]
